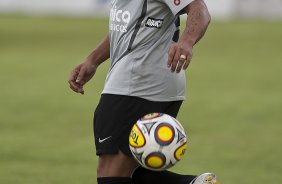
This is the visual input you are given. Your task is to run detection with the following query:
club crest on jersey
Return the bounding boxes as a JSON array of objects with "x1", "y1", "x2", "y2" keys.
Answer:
[
  {"x1": 174, "y1": 0, "x2": 181, "y2": 6},
  {"x1": 145, "y1": 17, "x2": 164, "y2": 29}
]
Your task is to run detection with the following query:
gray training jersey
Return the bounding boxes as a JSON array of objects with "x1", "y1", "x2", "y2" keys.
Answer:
[{"x1": 102, "y1": 0, "x2": 193, "y2": 101}]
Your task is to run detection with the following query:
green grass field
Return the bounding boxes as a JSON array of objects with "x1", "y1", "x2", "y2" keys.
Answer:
[{"x1": 0, "y1": 15, "x2": 282, "y2": 184}]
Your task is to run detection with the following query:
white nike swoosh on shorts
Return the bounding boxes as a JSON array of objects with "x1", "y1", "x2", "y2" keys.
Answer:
[{"x1": 98, "y1": 136, "x2": 112, "y2": 143}]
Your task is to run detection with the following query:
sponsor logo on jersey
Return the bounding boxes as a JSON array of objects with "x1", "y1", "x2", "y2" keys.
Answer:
[
  {"x1": 145, "y1": 17, "x2": 164, "y2": 29},
  {"x1": 110, "y1": 6, "x2": 131, "y2": 33}
]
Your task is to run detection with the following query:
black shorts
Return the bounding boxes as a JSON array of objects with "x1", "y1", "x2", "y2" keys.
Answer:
[{"x1": 93, "y1": 94, "x2": 183, "y2": 157}]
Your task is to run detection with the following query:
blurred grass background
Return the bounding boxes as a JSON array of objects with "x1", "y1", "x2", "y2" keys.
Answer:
[{"x1": 0, "y1": 15, "x2": 282, "y2": 184}]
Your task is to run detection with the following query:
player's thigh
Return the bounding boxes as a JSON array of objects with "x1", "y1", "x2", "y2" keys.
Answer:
[
  {"x1": 93, "y1": 94, "x2": 183, "y2": 157},
  {"x1": 94, "y1": 94, "x2": 149, "y2": 156},
  {"x1": 97, "y1": 150, "x2": 139, "y2": 177}
]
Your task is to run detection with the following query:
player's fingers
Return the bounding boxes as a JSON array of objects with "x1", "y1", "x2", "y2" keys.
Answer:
[
  {"x1": 69, "y1": 82, "x2": 84, "y2": 94},
  {"x1": 68, "y1": 70, "x2": 79, "y2": 90},
  {"x1": 167, "y1": 45, "x2": 176, "y2": 68},
  {"x1": 69, "y1": 81, "x2": 79, "y2": 92},
  {"x1": 68, "y1": 78, "x2": 82, "y2": 93},
  {"x1": 176, "y1": 54, "x2": 186, "y2": 73},
  {"x1": 78, "y1": 87, "x2": 84, "y2": 95},
  {"x1": 183, "y1": 54, "x2": 192, "y2": 70},
  {"x1": 170, "y1": 50, "x2": 181, "y2": 72},
  {"x1": 68, "y1": 68, "x2": 85, "y2": 94},
  {"x1": 76, "y1": 67, "x2": 86, "y2": 85},
  {"x1": 183, "y1": 59, "x2": 190, "y2": 70},
  {"x1": 68, "y1": 68, "x2": 79, "y2": 83}
]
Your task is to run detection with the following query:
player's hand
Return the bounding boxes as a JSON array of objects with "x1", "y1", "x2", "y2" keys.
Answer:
[
  {"x1": 68, "y1": 61, "x2": 97, "y2": 94},
  {"x1": 167, "y1": 41, "x2": 193, "y2": 73}
]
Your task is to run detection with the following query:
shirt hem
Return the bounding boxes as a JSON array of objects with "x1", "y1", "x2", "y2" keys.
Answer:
[{"x1": 101, "y1": 90, "x2": 185, "y2": 102}]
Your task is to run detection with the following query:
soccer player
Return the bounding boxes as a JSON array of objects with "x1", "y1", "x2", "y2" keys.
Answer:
[{"x1": 68, "y1": 0, "x2": 217, "y2": 184}]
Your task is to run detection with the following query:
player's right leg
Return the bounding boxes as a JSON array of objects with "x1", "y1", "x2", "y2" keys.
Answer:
[
  {"x1": 97, "y1": 150, "x2": 139, "y2": 184},
  {"x1": 97, "y1": 150, "x2": 138, "y2": 177},
  {"x1": 93, "y1": 94, "x2": 143, "y2": 184}
]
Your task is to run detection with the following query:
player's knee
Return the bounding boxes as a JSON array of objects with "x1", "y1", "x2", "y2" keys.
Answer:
[{"x1": 97, "y1": 151, "x2": 139, "y2": 177}]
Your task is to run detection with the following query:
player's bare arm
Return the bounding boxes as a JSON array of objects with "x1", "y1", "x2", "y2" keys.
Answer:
[
  {"x1": 68, "y1": 34, "x2": 110, "y2": 94},
  {"x1": 167, "y1": 0, "x2": 211, "y2": 73}
]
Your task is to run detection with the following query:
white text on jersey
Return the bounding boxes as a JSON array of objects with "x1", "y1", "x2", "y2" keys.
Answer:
[{"x1": 110, "y1": 6, "x2": 131, "y2": 33}]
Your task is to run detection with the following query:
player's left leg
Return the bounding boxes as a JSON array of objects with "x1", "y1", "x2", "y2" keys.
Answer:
[
  {"x1": 130, "y1": 99, "x2": 218, "y2": 184},
  {"x1": 132, "y1": 167, "x2": 218, "y2": 184},
  {"x1": 188, "y1": 173, "x2": 218, "y2": 184},
  {"x1": 129, "y1": 99, "x2": 197, "y2": 184}
]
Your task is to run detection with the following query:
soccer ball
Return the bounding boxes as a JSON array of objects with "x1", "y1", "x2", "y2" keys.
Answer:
[{"x1": 129, "y1": 113, "x2": 187, "y2": 171}]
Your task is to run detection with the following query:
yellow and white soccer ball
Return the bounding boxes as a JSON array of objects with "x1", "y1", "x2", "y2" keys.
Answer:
[{"x1": 129, "y1": 113, "x2": 187, "y2": 171}]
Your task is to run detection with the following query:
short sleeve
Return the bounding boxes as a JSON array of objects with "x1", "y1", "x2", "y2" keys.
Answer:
[{"x1": 160, "y1": 0, "x2": 194, "y2": 15}]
